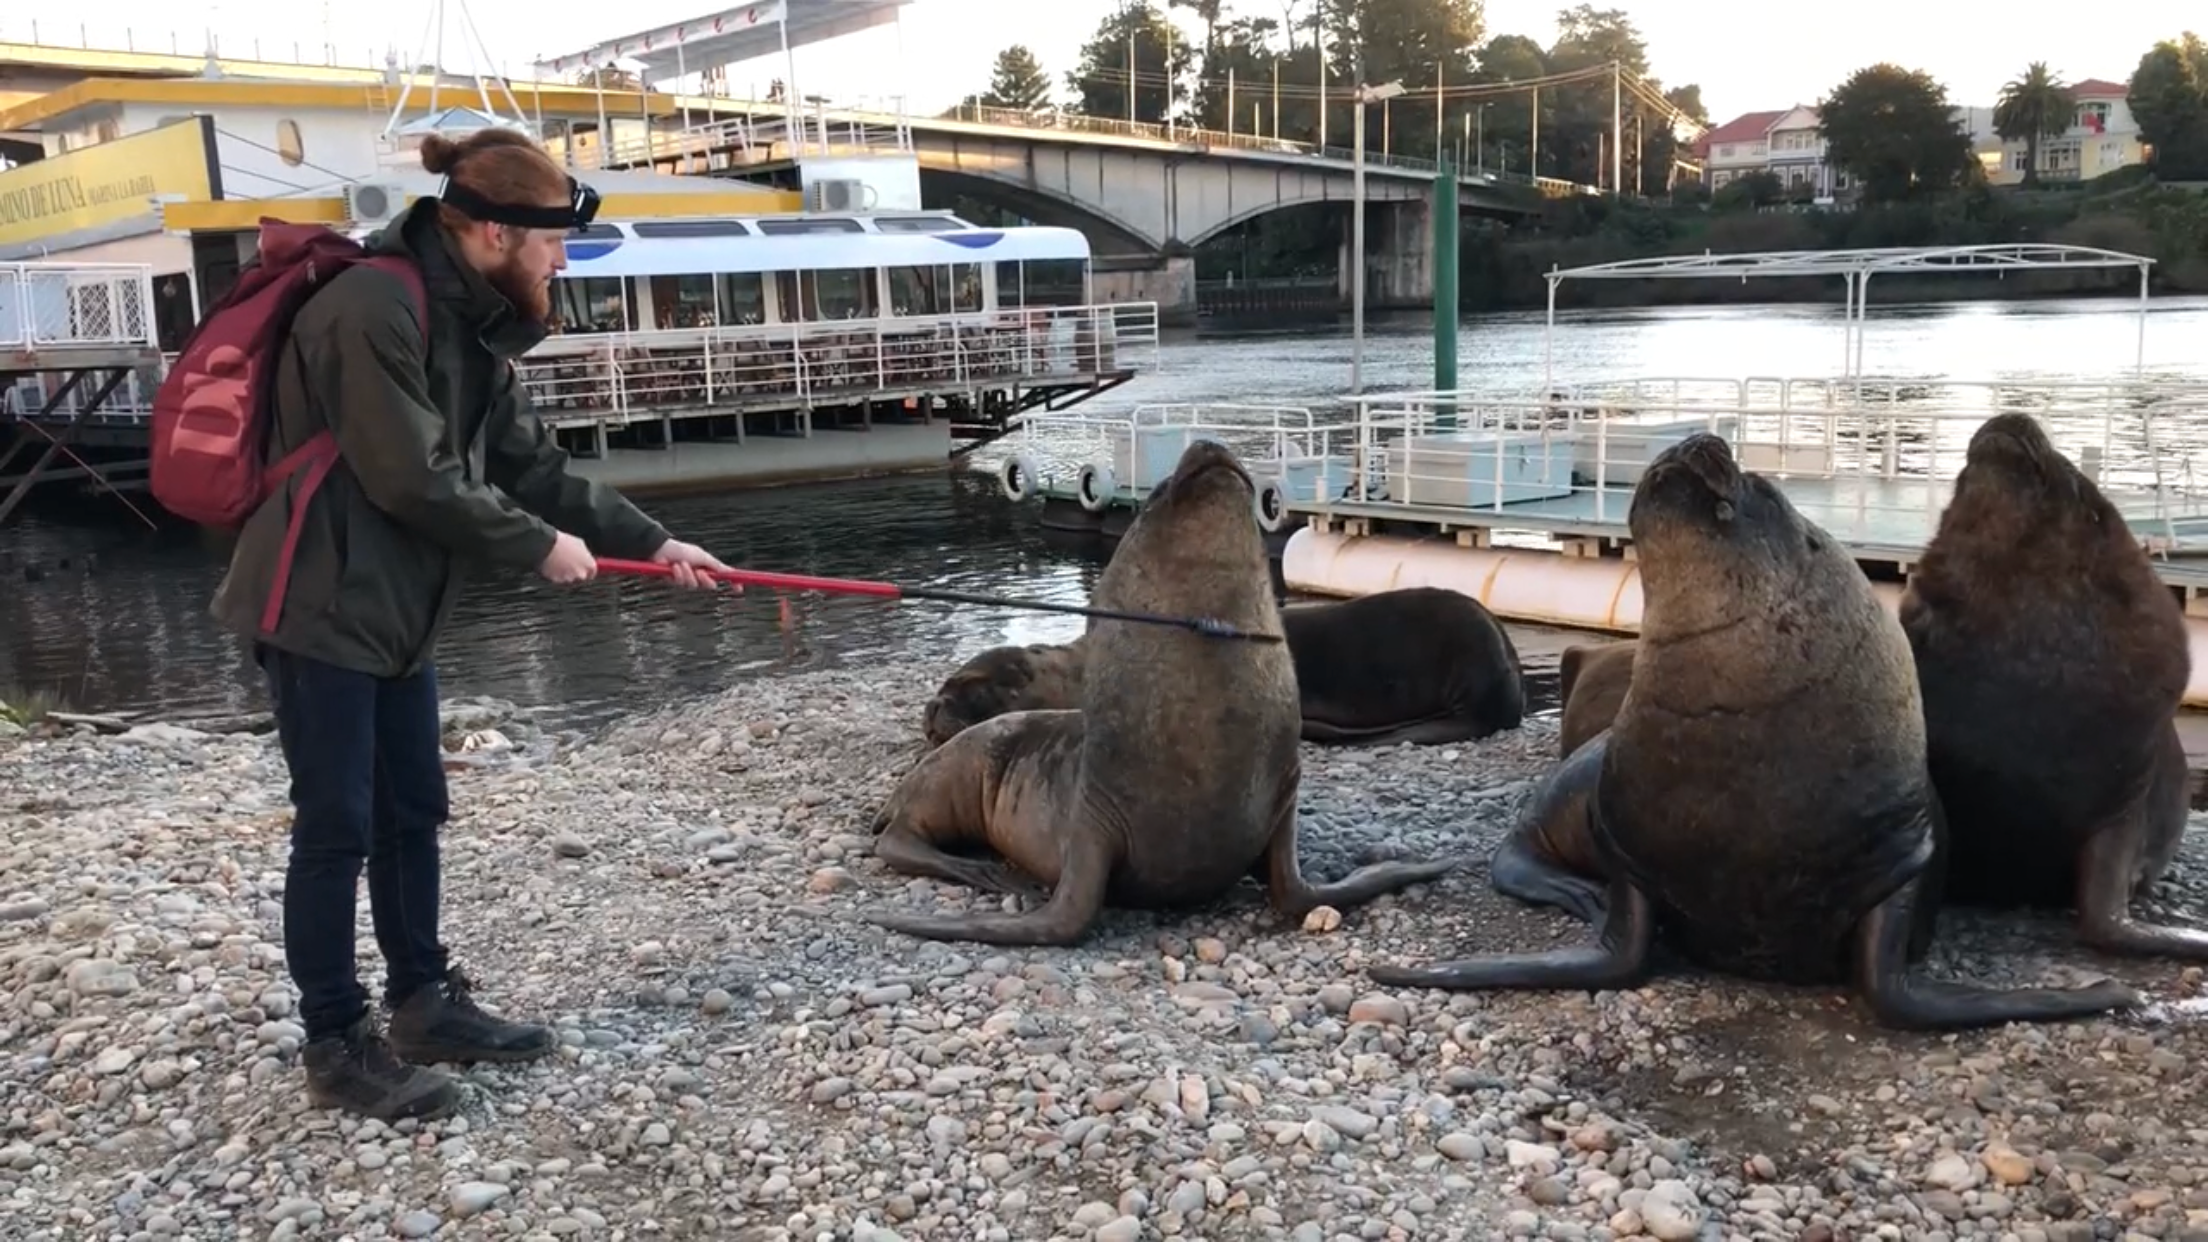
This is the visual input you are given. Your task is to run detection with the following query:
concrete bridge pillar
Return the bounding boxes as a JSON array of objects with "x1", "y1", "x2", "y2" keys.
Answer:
[
  {"x1": 1336, "y1": 198, "x2": 1438, "y2": 311},
  {"x1": 1092, "y1": 254, "x2": 1199, "y2": 329}
]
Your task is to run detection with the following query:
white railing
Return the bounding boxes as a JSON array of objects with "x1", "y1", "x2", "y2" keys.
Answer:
[
  {"x1": 516, "y1": 302, "x2": 1161, "y2": 427},
  {"x1": 1001, "y1": 403, "x2": 1355, "y2": 504},
  {"x1": 5, "y1": 300, "x2": 1159, "y2": 427},
  {"x1": 1317, "y1": 374, "x2": 2208, "y2": 552},
  {"x1": 0, "y1": 261, "x2": 158, "y2": 353}
]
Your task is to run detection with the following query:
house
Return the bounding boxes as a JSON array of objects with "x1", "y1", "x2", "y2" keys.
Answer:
[
  {"x1": 1989, "y1": 78, "x2": 2147, "y2": 184},
  {"x1": 1695, "y1": 109, "x2": 1784, "y2": 188},
  {"x1": 1763, "y1": 106, "x2": 1842, "y2": 199}
]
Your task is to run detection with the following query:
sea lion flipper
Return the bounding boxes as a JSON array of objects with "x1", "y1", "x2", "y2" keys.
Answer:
[
  {"x1": 862, "y1": 823, "x2": 1114, "y2": 947},
  {"x1": 1257, "y1": 762, "x2": 1456, "y2": 918},
  {"x1": 1851, "y1": 871, "x2": 2143, "y2": 1031},
  {"x1": 1365, "y1": 875, "x2": 1656, "y2": 991},
  {"x1": 2072, "y1": 769, "x2": 2208, "y2": 958},
  {"x1": 1490, "y1": 734, "x2": 1610, "y2": 924},
  {"x1": 870, "y1": 829, "x2": 1050, "y2": 900}
]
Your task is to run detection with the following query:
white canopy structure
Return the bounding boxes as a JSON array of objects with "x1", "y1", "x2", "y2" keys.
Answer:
[{"x1": 1541, "y1": 243, "x2": 2158, "y2": 388}]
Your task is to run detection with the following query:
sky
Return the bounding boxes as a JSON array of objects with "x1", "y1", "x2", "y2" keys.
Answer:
[{"x1": 2, "y1": 0, "x2": 2197, "y2": 126}]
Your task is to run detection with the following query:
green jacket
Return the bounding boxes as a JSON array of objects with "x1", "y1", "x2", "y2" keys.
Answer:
[{"x1": 210, "y1": 197, "x2": 670, "y2": 678}]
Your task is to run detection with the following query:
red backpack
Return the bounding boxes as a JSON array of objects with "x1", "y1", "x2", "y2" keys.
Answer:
[{"x1": 148, "y1": 217, "x2": 428, "y2": 634}]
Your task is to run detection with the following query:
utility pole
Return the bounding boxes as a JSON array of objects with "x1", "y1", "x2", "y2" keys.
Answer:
[{"x1": 1611, "y1": 60, "x2": 1623, "y2": 196}]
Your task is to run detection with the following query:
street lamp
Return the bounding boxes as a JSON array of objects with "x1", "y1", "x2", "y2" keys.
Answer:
[{"x1": 1351, "y1": 77, "x2": 1405, "y2": 396}]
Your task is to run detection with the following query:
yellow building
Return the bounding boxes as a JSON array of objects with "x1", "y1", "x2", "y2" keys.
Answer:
[{"x1": 0, "y1": 72, "x2": 799, "y2": 347}]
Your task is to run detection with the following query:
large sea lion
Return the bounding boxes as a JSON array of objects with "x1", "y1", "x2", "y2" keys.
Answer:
[
  {"x1": 919, "y1": 588, "x2": 1526, "y2": 749},
  {"x1": 1367, "y1": 432, "x2": 2140, "y2": 1030},
  {"x1": 864, "y1": 438, "x2": 1454, "y2": 946},
  {"x1": 1487, "y1": 637, "x2": 1638, "y2": 924},
  {"x1": 1899, "y1": 412, "x2": 2205, "y2": 957}
]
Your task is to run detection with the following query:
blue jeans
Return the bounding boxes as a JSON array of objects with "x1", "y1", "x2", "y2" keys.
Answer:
[{"x1": 258, "y1": 644, "x2": 452, "y2": 1040}]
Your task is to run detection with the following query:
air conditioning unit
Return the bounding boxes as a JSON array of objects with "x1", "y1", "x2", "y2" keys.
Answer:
[
  {"x1": 343, "y1": 182, "x2": 407, "y2": 225},
  {"x1": 807, "y1": 178, "x2": 868, "y2": 212}
]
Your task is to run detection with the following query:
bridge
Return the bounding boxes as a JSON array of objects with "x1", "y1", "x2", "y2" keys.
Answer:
[
  {"x1": 529, "y1": 1, "x2": 1594, "y2": 327},
  {"x1": 575, "y1": 102, "x2": 1586, "y2": 325}
]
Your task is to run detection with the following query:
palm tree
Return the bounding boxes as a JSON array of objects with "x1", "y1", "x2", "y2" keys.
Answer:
[{"x1": 1993, "y1": 62, "x2": 2076, "y2": 187}]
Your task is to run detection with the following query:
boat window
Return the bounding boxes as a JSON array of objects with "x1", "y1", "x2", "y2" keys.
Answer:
[
  {"x1": 572, "y1": 223, "x2": 625, "y2": 241},
  {"x1": 551, "y1": 276, "x2": 631, "y2": 333},
  {"x1": 716, "y1": 272, "x2": 766, "y2": 325},
  {"x1": 756, "y1": 216, "x2": 866, "y2": 235},
  {"x1": 885, "y1": 265, "x2": 946, "y2": 315},
  {"x1": 650, "y1": 274, "x2": 717, "y2": 328},
  {"x1": 775, "y1": 268, "x2": 877, "y2": 320},
  {"x1": 887, "y1": 263, "x2": 986, "y2": 315},
  {"x1": 633, "y1": 219, "x2": 754, "y2": 237},
  {"x1": 1000, "y1": 258, "x2": 1086, "y2": 308},
  {"x1": 872, "y1": 216, "x2": 966, "y2": 233}
]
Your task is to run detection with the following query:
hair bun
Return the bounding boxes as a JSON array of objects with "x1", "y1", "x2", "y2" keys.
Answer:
[{"x1": 418, "y1": 134, "x2": 461, "y2": 176}]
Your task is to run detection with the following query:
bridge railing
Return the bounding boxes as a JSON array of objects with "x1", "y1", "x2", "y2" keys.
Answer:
[
  {"x1": 1321, "y1": 374, "x2": 2208, "y2": 550},
  {"x1": 568, "y1": 94, "x2": 1597, "y2": 194},
  {"x1": 0, "y1": 261, "x2": 158, "y2": 353}
]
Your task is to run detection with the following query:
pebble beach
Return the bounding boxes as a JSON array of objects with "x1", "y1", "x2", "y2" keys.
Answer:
[{"x1": 6, "y1": 662, "x2": 2208, "y2": 1242}]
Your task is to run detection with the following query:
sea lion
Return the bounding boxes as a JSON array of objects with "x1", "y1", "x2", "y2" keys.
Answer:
[
  {"x1": 1367, "y1": 432, "x2": 2140, "y2": 1030},
  {"x1": 1555, "y1": 640, "x2": 1635, "y2": 758},
  {"x1": 919, "y1": 587, "x2": 1527, "y2": 749},
  {"x1": 1486, "y1": 637, "x2": 1637, "y2": 924},
  {"x1": 864, "y1": 438, "x2": 1455, "y2": 946},
  {"x1": 1898, "y1": 412, "x2": 2204, "y2": 957},
  {"x1": 920, "y1": 639, "x2": 1088, "y2": 749},
  {"x1": 1287, "y1": 587, "x2": 1527, "y2": 746}
]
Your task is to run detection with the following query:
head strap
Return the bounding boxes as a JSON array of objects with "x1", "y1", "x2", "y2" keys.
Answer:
[{"x1": 438, "y1": 174, "x2": 601, "y2": 232}]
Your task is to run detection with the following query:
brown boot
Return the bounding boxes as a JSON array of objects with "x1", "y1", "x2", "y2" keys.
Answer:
[
  {"x1": 303, "y1": 1016, "x2": 463, "y2": 1121},
  {"x1": 388, "y1": 968, "x2": 556, "y2": 1065}
]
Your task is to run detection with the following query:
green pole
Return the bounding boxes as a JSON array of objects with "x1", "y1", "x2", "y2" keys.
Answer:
[{"x1": 1432, "y1": 153, "x2": 1460, "y2": 430}]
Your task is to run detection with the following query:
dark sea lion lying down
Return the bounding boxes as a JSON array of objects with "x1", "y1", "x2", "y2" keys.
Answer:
[
  {"x1": 863, "y1": 438, "x2": 1454, "y2": 946},
  {"x1": 1369, "y1": 431, "x2": 2139, "y2": 1031},
  {"x1": 920, "y1": 587, "x2": 1526, "y2": 749}
]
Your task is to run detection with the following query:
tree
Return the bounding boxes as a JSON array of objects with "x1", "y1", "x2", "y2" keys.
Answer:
[
  {"x1": 2128, "y1": 33, "x2": 2208, "y2": 180},
  {"x1": 1815, "y1": 63, "x2": 1977, "y2": 203},
  {"x1": 1993, "y1": 62, "x2": 2075, "y2": 187},
  {"x1": 1309, "y1": 0, "x2": 1482, "y2": 161},
  {"x1": 1066, "y1": 2, "x2": 1198, "y2": 126},
  {"x1": 980, "y1": 45, "x2": 1054, "y2": 111}
]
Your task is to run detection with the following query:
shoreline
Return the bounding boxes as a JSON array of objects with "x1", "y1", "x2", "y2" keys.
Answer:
[{"x1": 6, "y1": 659, "x2": 2208, "y2": 1239}]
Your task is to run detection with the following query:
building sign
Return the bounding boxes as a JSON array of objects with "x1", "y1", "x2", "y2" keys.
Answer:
[{"x1": 0, "y1": 116, "x2": 221, "y2": 250}]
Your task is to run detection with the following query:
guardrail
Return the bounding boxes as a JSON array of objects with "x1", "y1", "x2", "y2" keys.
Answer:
[
  {"x1": 0, "y1": 261, "x2": 158, "y2": 353},
  {"x1": 515, "y1": 302, "x2": 1162, "y2": 429},
  {"x1": 1325, "y1": 375, "x2": 2208, "y2": 552},
  {"x1": 561, "y1": 96, "x2": 1598, "y2": 196}
]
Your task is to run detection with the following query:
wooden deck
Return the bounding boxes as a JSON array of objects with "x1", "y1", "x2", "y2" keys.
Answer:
[{"x1": 1295, "y1": 474, "x2": 2208, "y2": 591}]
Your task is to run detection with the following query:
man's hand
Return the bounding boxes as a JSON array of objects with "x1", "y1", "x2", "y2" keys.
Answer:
[
  {"x1": 537, "y1": 530, "x2": 597, "y2": 584},
  {"x1": 652, "y1": 538, "x2": 736, "y2": 591}
]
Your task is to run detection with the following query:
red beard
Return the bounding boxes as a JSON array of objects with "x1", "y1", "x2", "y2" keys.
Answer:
[{"x1": 487, "y1": 251, "x2": 552, "y2": 326}]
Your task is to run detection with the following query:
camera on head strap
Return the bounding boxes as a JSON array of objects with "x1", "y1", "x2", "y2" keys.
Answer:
[{"x1": 437, "y1": 174, "x2": 601, "y2": 232}]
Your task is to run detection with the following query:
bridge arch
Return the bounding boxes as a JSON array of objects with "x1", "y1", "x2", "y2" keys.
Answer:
[{"x1": 915, "y1": 167, "x2": 1159, "y2": 258}]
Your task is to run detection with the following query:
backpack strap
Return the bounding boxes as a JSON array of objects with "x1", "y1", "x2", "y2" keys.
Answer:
[{"x1": 257, "y1": 256, "x2": 433, "y2": 636}]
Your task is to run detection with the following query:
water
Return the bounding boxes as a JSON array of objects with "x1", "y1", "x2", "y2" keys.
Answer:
[{"x1": 7, "y1": 294, "x2": 2208, "y2": 734}]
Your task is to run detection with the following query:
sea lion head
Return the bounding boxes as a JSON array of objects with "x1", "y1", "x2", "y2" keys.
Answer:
[
  {"x1": 921, "y1": 644, "x2": 1056, "y2": 749},
  {"x1": 1950, "y1": 412, "x2": 2095, "y2": 519},
  {"x1": 1628, "y1": 432, "x2": 1827, "y2": 637},
  {"x1": 1105, "y1": 438, "x2": 1263, "y2": 597}
]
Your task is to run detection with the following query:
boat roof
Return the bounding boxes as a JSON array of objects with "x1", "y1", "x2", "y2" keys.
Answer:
[{"x1": 557, "y1": 223, "x2": 1095, "y2": 276}]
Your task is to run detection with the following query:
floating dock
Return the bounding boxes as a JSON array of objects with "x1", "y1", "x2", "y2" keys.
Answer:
[{"x1": 980, "y1": 243, "x2": 2208, "y2": 705}]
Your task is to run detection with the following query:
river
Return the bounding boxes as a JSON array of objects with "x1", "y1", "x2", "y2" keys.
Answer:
[{"x1": 6, "y1": 293, "x2": 2207, "y2": 734}]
